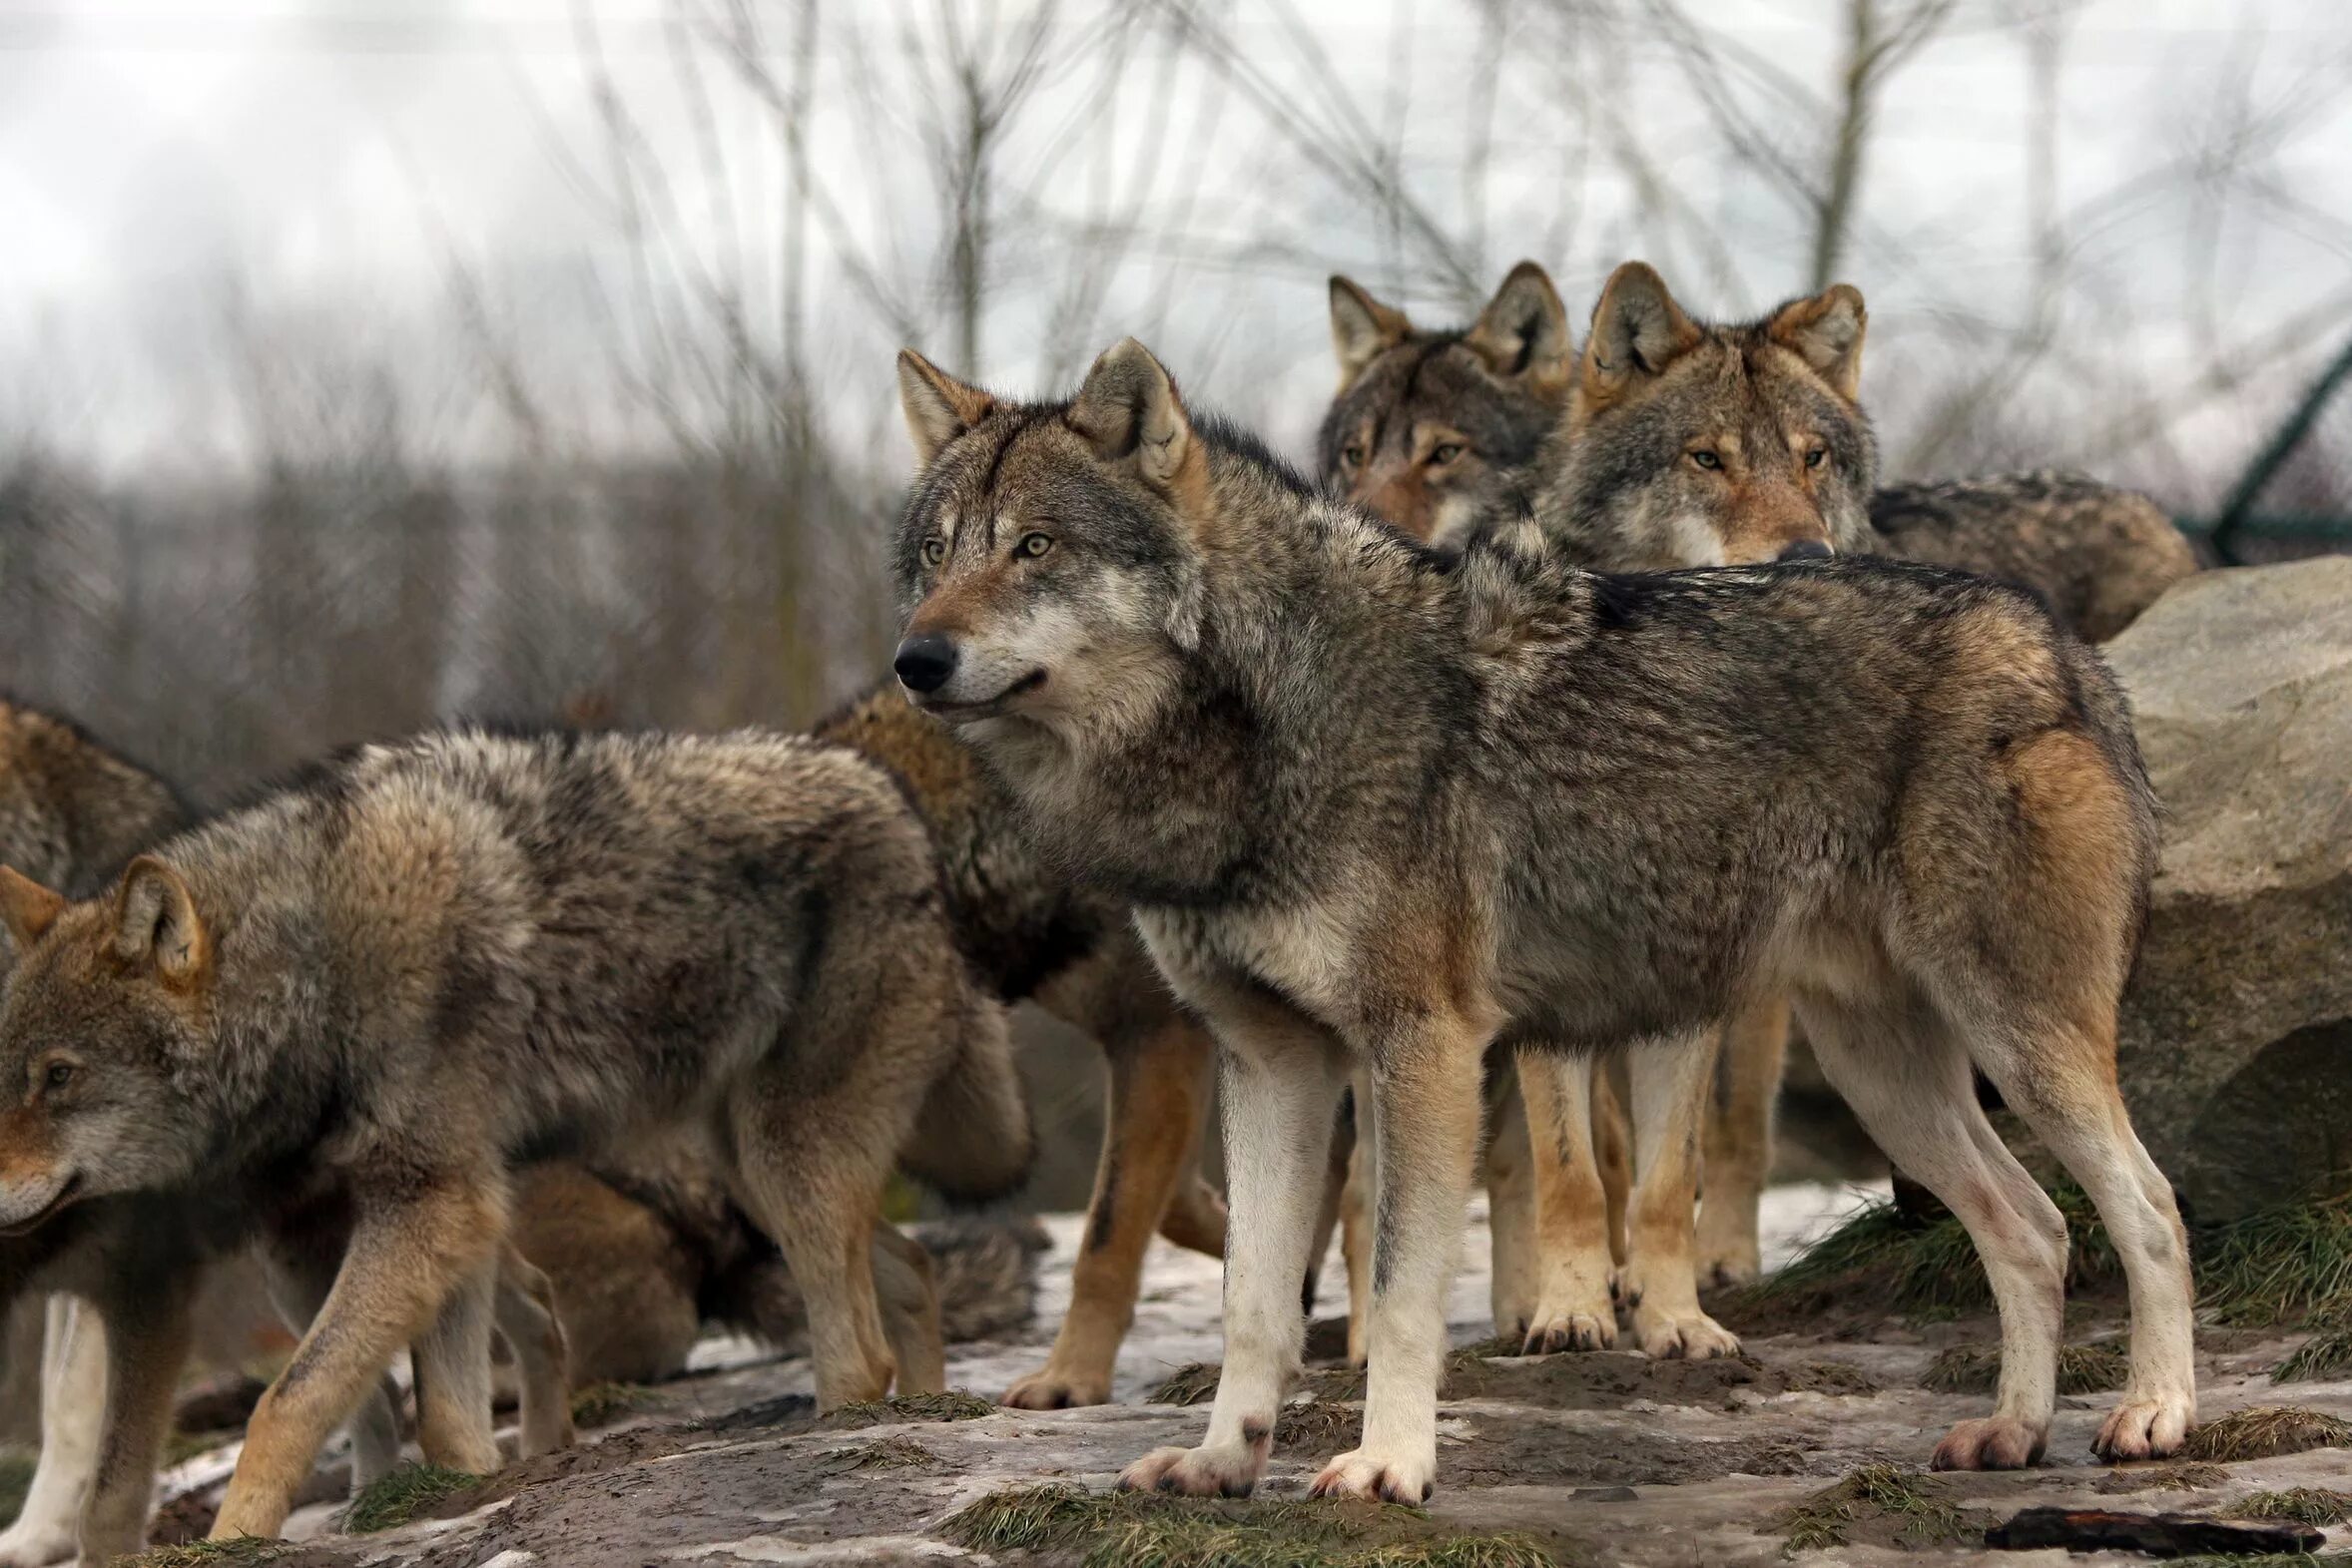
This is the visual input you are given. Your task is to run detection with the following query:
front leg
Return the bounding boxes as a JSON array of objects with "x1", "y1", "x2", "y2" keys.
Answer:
[
  {"x1": 214, "y1": 1178, "x2": 507, "y2": 1542},
  {"x1": 1117, "y1": 1002, "x2": 1345, "y2": 1498},
  {"x1": 1518, "y1": 1052, "x2": 1616, "y2": 1353},
  {"x1": 411, "y1": 1258, "x2": 503, "y2": 1475},
  {"x1": 1695, "y1": 996, "x2": 1789, "y2": 1288},
  {"x1": 1622, "y1": 1037, "x2": 1740, "y2": 1360},
  {"x1": 78, "y1": 1280, "x2": 198, "y2": 1565},
  {"x1": 1312, "y1": 1012, "x2": 1491, "y2": 1504},
  {"x1": 0, "y1": 1297, "x2": 105, "y2": 1568}
]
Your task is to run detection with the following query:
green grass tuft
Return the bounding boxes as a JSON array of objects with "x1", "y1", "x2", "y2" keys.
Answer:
[
  {"x1": 2198, "y1": 1190, "x2": 2352, "y2": 1326},
  {"x1": 2225, "y1": 1488, "x2": 2352, "y2": 1526},
  {"x1": 1774, "y1": 1463, "x2": 1966, "y2": 1556},
  {"x1": 825, "y1": 1389, "x2": 994, "y2": 1428},
  {"x1": 939, "y1": 1483, "x2": 1557, "y2": 1568},
  {"x1": 0, "y1": 1447, "x2": 33, "y2": 1528},
  {"x1": 2180, "y1": 1405, "x2": 2352, "y2": 1463},
  {"x1": 1922, "y1": 1338, "x2": 2128, "y2": 1396},
  {"x1": 341, "y1": 1462, "x2": 483, "y2": 1533},
  {"x1": 569, "y1": 1380, "x2": 655, "y2": 1427},
  {"x1": 116, "y1": 1541, "x2": 288, "y2": 1567},
  {"x1": 2274, "y1": 1291, "x2": 2352, "y2": 1383},
  {"x1": 1148, "y1": 1362, "x2": 1223, "y2": 1406}
]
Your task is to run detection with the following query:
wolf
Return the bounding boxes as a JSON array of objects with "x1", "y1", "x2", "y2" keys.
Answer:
[
  {"x1": 0, "y1": 726, "x2": 1019, "y2": 1544},
  {"x1": 887, "y1": 338, "x2": 2195, "y2": 1502},
  {"x1": 815, "y1": 687, "x2": 1233, "y2": 1408}
]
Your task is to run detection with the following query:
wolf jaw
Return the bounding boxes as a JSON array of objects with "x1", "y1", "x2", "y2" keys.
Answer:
[{"x1": 890, "y1": 337, "x2": 2194, "y2": 1501}]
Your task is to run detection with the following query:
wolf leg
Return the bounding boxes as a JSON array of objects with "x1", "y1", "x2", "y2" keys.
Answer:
[
  {"x1": 215, "y1": 1180, "x2": 507, "y2": 1541},
  {"x1": 1621, "y1": 1036, "x2": 1741, "y2": 1359},
  {"x1": 1483, "y1": 1067, "x2": 1539, "y2": 1342},
  {"x1": 408, "y1": 1258, "x2": 501, "y2": 1478},
  {"x1": 1594, "y1": 1057, "x2": 1633, "y2": 1268},
  {"x1": 872, "y1": 1223, "x2": 946, "y2": 1396},
  {"x1": 1695, "y1": 994, "x2": 1789, "y2": 1288},
  {"x1": 492, "y1": 1244, "x2": 575, "y2": 1459},
  {"x1": 1965, "y1": 1014, "x2": 2195, "y2": 1462},
  {"x1": 1339, "y1": 1071, "x2": 1375, "y2": 1367},
  {"x1": 1301, "y1": 1089, "x2": 1355, "y2": 1315},
  {"x1": 1005, "y1": 1014, "x2": 1216, "y2": 1409},
  {"x1": 259, "y1": 1243, "x2": 405, "y2": 1491},
  {"x1": 1311, "y1": 1013, "x2": 1489, "y2": 1504},
  {"x1": 0, "y1": 1297, "x2": 103, "y2": 1568},
  {"x1": 1799, "y1": 996, "x2": 2066, "y2": 1469},
  {"x1": 1117, "y1": 1006, "x2": 1345, "y2": 1498},
  {"x1": 1518, "y1": 1052, "x2": 1615, "y2": 1352},
  {"x1": 77, "y1": 1279, "x2": 197, "y2": 1565}
]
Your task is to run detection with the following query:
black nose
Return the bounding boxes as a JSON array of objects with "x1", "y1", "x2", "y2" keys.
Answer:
[
  {"x1": 893, "y1": 633, "x2": 958, "y2": 695},
  {"x1": 1777, "y1": 540, "x2": 1833, "y2": 562}
]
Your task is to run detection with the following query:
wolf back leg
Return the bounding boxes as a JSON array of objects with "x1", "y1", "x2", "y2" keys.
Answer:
[
  {"x1": 1622, "y1": 1035, "x2": 1741, "y2": 1360},
  {"x1": 410, "y1": 1260, "x2": 502, "y2": 1476},
  {"x1": 1118, "y1": 1003, "x2": 1345, "y2": 1499},
  {"x1": 1482, "y1": 1067, "x2": 1538, "y2": 1343},
  {"x1": 1518, "y1": 1052, "x2": 1616, "y2": 1353},
  {"x1": 492, "y1": 1245, "x2": 575, "y2": 1459},
  {"x1": 872, "y1": 1222, "x2": 946, "y2": 1396},
  {"x1": 1696, "y1": 994, "x2": 1789, "y2": 1288}
]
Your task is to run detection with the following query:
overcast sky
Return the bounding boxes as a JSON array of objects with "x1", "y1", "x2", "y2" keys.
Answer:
[{"x1": 3, "y1": 0, "x2": 2348, "y2": 492}]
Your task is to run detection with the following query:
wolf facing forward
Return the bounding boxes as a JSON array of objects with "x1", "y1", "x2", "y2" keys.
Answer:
[
  {"x1": 0, "y1": 727, "x2": 1016, "y2": 1544},
  {"x1": 886, "y1": 339, "x2": 2193, "y2": 1502}
]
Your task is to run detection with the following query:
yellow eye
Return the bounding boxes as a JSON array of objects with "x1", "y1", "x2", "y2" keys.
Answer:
[
  {"x1": 1429, "y1": 443, "x2": 1464, "y2": 465},
  {"x1": 920, "y1": 538, "x2": 945, "y2": 567},
  {"x1": 1805, "y1": 446, "x2": 1829, "y2": 469},
  {"x1": 1691, "y1": 450, "x2": 1722, "y2": 471},
  {"x1": 1016, "y1": 532, "x2": 1054, "y2": 560}
]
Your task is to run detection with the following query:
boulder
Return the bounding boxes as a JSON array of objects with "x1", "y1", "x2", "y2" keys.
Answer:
[{"x1": 2105, "y1": 557, "x2": 2352, "y2": 1222}]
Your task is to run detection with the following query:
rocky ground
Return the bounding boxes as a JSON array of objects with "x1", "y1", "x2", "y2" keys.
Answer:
[{"x1": 137, "y1": 1183, "x2": 2352, "y2": 1567}]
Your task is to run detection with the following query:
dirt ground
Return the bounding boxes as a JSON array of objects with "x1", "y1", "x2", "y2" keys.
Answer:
[{"x1": 145, "y1": 1184, "x2": 2352, "y2": 1566}]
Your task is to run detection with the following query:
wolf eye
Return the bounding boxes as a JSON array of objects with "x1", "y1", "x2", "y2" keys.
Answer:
[
  {"x1": 1341, "y1": 444, "x2": 1366, "y2": 469},
  {"x1": 39, "y1": 1061, "x2": 72, "y2": 1092},
  {"x1": 1805, "y1": 446, "x2": 1829, "y2": 468},
  {"x1": 920, "y1": 538, "x2": 945, "y2": 567},
  {"x1": 1016, "y1": 532, "x2": 1054, "y2": 560},
  {"x1": 1429, "y1": 443, "x2": 1464, "y2": 466},
  {"x1": 1691, "y1": 450, "x2": 1722, "y2": 470}
]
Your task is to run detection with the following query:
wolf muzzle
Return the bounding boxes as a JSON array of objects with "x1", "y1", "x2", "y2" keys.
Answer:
[{"x1": 894, "y1": 633, "x2": 959, "y2": 696}]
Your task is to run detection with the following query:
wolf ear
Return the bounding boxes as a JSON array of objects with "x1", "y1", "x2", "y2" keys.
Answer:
[
  {"x1": 1766, "y1": 284, "x2": 1867, "y2": 401},
  {"x1": 1328, "y1": 276, "x2": 1412, "y2": 390},
  {"x1": 114, "y1": 856, "x2": 209, "y2": 991},
  {"x1": 1067, "y1": 338, "x2": 1203, "y2": 499},
  {"x1": 1580, "y1": 261, "x2": 1701, "y2": 404},
  {"x1": 897, "y1": 350, "x2": 995, "y2": 466},
  {"x1": 1466, "y1": 261, "x2": 1571, "y2": 386},
  {"x1": 0, "y1": 868, "x2": 64, "y2": 955}
]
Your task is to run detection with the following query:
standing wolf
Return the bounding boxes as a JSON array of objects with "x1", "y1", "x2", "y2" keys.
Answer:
[
  {"x1": 0, "y1": 728, "x2": 1015, "y2": 1544},
  {"x1": 888, "y1": 340, "x2": 2193, "y2": 1500}
]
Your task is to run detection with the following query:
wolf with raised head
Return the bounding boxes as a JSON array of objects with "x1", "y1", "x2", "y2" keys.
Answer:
[
  {"x1": 887, "y1": 338, "x2": 2193, "y2": 1502},
  {"x1": 0, "y1": 727, "x2": 1018, "y2": 1544}
]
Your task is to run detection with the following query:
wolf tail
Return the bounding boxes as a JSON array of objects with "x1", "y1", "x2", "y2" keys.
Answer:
[{"x1": 899, "y1": 988, "x2": 1034, "y2": 1204}]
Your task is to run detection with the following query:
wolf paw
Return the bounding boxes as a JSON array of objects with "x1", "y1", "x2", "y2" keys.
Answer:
[
  {"x1": 1522, "y1": 1306, "x2": 1616, "y2": 1354},
  {"x1": 1117, "y1": 1440, "x2": 1266, "y2": 1497},
  {"x1": 1310, "y1": 1447, "x2": 1434, "y2": 1504},
  {"x1": 1003, "y1": 1364, "x2": 1111, "y2": 1410},
  {"x1": 2093, "y1": 1394, "x2": 2192, "y2": 1462},
  {"x1": 1931, "y1": 1414, "x2": 2048, "y2": 1470},
  {"x1": 1633, "y1": 1305, "x2": 1740, "y2": 1360},
  {"x1": 1696, "y1": 1246, "x2": 1761, "y2": 1290},
  {"x1": 0, "y1": 1515, "x2": 78, "y2": 1568}
]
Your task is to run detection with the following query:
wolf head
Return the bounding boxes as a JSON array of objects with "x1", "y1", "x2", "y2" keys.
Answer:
[
  {"x1": 1316, "y1": 261, "x2": 1571, "y2": 546},
  {"x1": 889, "y1": 340, "x2": 1245, "y2": 732},
  {"x1": 0, "y1": 857, "x2": 214, "y2": 1229},
  {"x1": 1541, "y1": 261, "x2": 1879, "y2": 569}
]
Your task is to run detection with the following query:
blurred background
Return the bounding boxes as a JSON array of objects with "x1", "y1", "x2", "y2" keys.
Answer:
[{"x1": 3, "y1": 0, "x2": 2351, "y2": 1205}]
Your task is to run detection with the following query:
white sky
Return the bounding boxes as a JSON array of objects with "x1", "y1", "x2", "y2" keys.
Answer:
[{"x1": 2, "y1": 0, "x2": 2348, "y2": 495}]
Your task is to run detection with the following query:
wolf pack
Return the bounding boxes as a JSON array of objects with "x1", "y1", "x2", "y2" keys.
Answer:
[{"x1": 0, "y1": 259, "x2": 2210, "y2": 1562}]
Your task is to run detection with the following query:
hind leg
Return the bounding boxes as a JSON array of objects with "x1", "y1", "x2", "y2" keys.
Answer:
[
  {"x1": 1964, "y1": 1015, "x2": 2195, "y2": 1460},
  {"x1": 1518, "y1": 1052, "x2": 1615, "y2": 1353},
  {"x1": 1621, "y1": 1037, "x2": 1740, "y2": 1359},
  {"x1": 492, "y1": 1245, "x2": 575, "y2": 1458},
  {"x1": 872, "y1": 1223, "x2": 946, "y2": 1396},
  {"x1": 1340, "y1": 1069, "x2": 1376, "y2": 1367},
  {"x1": 410, "y1": 1259, "x2": 503, "y2": 1476},
  {"x1": 1483, "y1": 1067, "x2": 1539, "y2": 1342},
  {"x1": 1696, "y1": 995, "x2": 1789, "y2": 1288},
  {"x1": 1798, "y1": 995, "x2": 2066, "y2": 1469}
]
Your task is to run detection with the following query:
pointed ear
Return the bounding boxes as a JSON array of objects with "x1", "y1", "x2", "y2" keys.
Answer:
[
  {"x1": 114, "y1": 856, "x2": 210, "y2": 991},
  {"x1": 896, "y1": 349, "x2": 995, "y2": 466},
  {"x1": 1766, "y1": 283, "x2": 1867, "y2": 401},
  {"x1": 1328, "y1": 275, "x2": 1412, "y2": 390},
  {"x1": 1580, "y1": 261, "x2": 1702, "y2": 404},
  {"x1": 1066, "y1": 338, "x2": 1203, "y2": 497},
  {"x1": 1465, "y1": 261, "x2": 1571, "y2": 386},
  {"x1": 0, "y1": 868, "x2": 64, "y2": 955}
]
